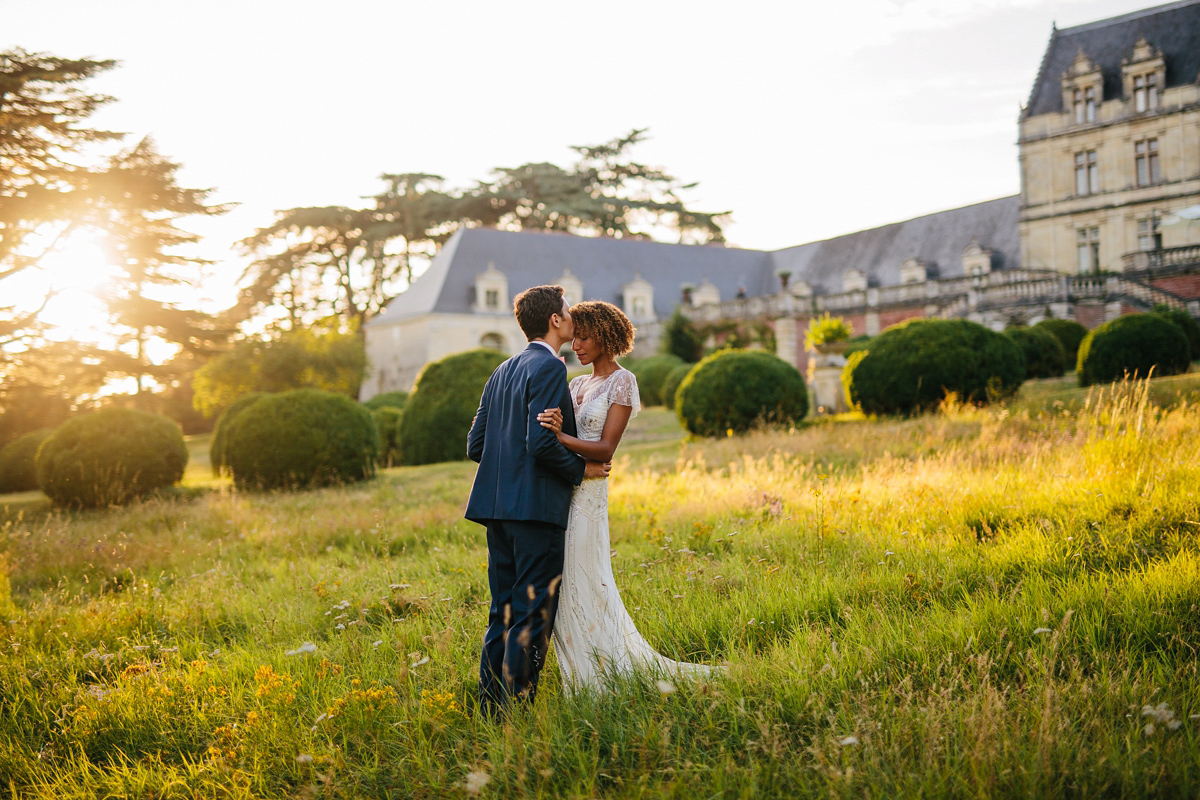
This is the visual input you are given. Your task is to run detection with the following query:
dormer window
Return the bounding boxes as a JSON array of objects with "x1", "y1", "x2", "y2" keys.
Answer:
[
  {"x1": 473, "y1": 262, "x2": 509, "y2": 314},
  {"x1": 1121, "y1": 38, "x2": 1166, "y2": 115},
  {"x1": 556, "y1": 267, "x2": 583, "y2": 306},
  {"x1": 961, "y1": 238, "x2": 993, "y2": 276},
  {"x1": 1133, "y1": 73, "x2": 1158, "y2": 112},
  {"x1": 622, "y1": 273, "x2": 655, "y2": 322},
  {"x1": 692, "y1": 278, "x2": 720, "y2": 306},
  {"x1": 1062, "y1": 48, "x2": 1102, "y2": 125},
  {"x1": 842, "y1": 269, "x2": 868, "y2": 293},
  {"x1": 899, "y1": 258, "x2": 927, "y2": 284},
  {"x1": 1073, "y1": 86, "x2": 1096, "y2": 123}
]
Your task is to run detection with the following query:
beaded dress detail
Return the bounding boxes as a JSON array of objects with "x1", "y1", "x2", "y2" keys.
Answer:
[{"x1": 553, "y1": 368, "x2": 717, "y2": 690}]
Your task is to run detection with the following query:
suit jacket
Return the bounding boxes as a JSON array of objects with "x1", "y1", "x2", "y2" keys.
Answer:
[{"x1": 465, "y1": 343, "x2": 586, "y2": 528}]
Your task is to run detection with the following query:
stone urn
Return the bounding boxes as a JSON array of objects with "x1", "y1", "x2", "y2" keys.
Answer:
[{"x1": 807, "y1": 340, "x2": 850, "y2": 414}]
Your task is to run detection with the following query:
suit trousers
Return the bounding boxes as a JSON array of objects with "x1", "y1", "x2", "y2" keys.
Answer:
[{"x1": 479, "y1": 518, "x2": 565, "y2": 714}]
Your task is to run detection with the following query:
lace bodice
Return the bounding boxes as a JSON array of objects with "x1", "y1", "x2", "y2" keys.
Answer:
[{"x1": 569, "y1": 369, "x2": 640, "y2": 442}]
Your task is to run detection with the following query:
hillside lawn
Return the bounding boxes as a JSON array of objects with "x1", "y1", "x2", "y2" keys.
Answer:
[{"x1": 1, "y1": 373, "x2": 1200, "y2": 797}]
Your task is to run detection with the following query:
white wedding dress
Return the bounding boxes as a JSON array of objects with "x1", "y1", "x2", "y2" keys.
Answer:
[{"x1": 553, "y1": 368, "x2": 719, "y2": 690}]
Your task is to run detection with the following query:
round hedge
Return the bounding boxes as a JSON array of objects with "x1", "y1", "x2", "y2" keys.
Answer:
[
  {"x1": 1077, "y1": 313, "x2": 1190, "y2": 387},
  {"x1": 224, "y1": 389, "x2": 379, "y2": 490},
  {"x1": 210, "y1": 392, "x2": 267, "y2": 477},
  {"x1": 36, "y1": 409, "x2": 187, "y2": 508},
  {"x1": 1151, "y1": 308, "x2": 1200, "y2": 361},
  {"x1": 1033, "y1": 318, "x2": 1088, "y2": 366},
  {"x1": 659, "y1": 363, "x2": 693, "y2": 413},
  {"x1": 0, "y1": 429, "x2": 54, "y2": 493},
  {"x1": 843, "y1": 318, "x2": 1025, "y2": 416},
  {"x1": 630, "y1": 355, "x2": 686, "y2": 406},
  {"x1": 1005, "y1": 326, "x2": 1066, "y2": 379},
  {"x1": 373, "y1": 406, "x2": 403, "y2": 468},
  {"x1": 676, "y1": 350, "x2": 808, "y2": 437},
  {"x1": 400, "y1": 349, "x2": 506, "y2": 465},
  {"x1": 363, "y1": 391, "x2": 409, "y2": 411}
]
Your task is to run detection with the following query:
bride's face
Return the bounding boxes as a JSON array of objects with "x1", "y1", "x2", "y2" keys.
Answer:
[{"x1": 572, "y1": 331, "x2": 603, "y2": 366}]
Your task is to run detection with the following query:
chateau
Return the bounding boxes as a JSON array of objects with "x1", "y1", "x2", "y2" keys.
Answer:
[{"x1": 362, "y1": 0, "x2": 1200, "y2": 400}]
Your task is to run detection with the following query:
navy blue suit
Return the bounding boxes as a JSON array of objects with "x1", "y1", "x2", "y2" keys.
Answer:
[{"x1": 466, "y1": 343, "x2": 586, "y2": 712}]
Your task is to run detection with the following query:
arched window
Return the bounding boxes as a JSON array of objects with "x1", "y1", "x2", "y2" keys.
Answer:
[{"x1": 480, "y1": 332, "x2": 505, "y2": 351}]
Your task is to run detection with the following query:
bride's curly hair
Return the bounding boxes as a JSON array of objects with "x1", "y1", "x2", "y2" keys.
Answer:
[{"x1": 570, "y1": 301, "x2": 635, "y2": 357}]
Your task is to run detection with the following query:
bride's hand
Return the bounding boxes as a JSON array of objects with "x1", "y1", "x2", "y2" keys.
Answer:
[{"x1": 537, "y1": 407, "x2": 563, "y2": 435}]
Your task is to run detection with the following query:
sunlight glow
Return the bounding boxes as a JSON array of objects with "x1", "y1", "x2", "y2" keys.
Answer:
[{"x1": 26, "y1": 232, "x2": 120, "y2": 344}]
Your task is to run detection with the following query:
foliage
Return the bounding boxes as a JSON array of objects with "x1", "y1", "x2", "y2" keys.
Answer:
[
  {"x1": 628, "y1": 354, "x2": 685, "y2": 406},
  {"x1": 675, "y1": 349, "x2": 807, "y2": 436},
  {"x1": 209, "y1": 392, "x2": 267, "y2": 477},
  {"x1": 192, "y1": 328, "x2": 366, "y2": 418},
  {"x1": 4, "y1": 382, "x2": 1200, "y2": 795},
  {"x1": 843, "y1": 318, "x2": 1025, "y2": 415},
  {"x1": 660, "y1": 308, "x2": 704, "y2": 363},
  {"x1": 399, "y1": 349, "x2": 505, "y2": 465},
  {"x1": 363, "y1": 391, "x2": 409, "y2": 411},
  {"x1": 842, "y1": 334, "x2": 872, "y2": 358},
  {"x1": 373, "y1": 406, "x2": 404, "y2": 468},
  {"x1": 804, "y1": 313, "x2": 853, "y2": 350},
  {"x1": 1151, "y1": 306, "x2": 1200, "y2": 361},
  {"x1": 223, "y1": 389, "x2": 378, "y2": 490},
  {"x1": 1033, "y1": 318, "x2": 1088, "y2": 366},
  {"x1": 0, "y1": 49, "x2": 119, "y2": 349},
  {"x1": 1077, "y1": 313, "x2": 1190, "y2": 387},
  {"x1": 0, "y1": 429, "x2": 53, "y2": 493},
  {"x1": 35, "y1": 408, "x2": 186, "y2": 508},
  {"x1": 658, "y1": 363, "x2": 693, "y2": 413},
  {"x1": 1004, "y1": 326, "x2": 1066, "y2": 379}
]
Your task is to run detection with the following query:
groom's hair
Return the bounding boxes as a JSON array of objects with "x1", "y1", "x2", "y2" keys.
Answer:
[{"x1": 514, "y1": 285, "x2": 565, "y2": 340}]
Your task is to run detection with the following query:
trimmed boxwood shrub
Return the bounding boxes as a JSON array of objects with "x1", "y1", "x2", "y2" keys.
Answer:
[
  {"x1": 363, "y1": 391, "x2": 409, "y2": 411},
  {"x1": 843, "y1": 318, "x2": 1025, "y2": 416},
  {"x1": 630, "y1": 354, "x2": 685, "y2": 406},
  {"x1": 210, "y1": 392, "x2": 267, "y2": 477},
  {"x1": 224, "y1": 389, "x2": 379, "y2": 490},
  {"x1": 400, "y1": 349, "x2": 506, "y2": 465},
  {"x1": 1033, "y1": 318, "x2": 1088, "y2": 366},
  {"x1": 36, "y1": 409, "x2": 187, "y2": 508},
  {"x1": 676, "y1": 350, "x2": 808, "y2": 437},
  {"x1": 0, "y1": 429, "x2": 54, "y2": 493},
  {"x1": 373, "y1": 406, "x2": 403, "y2": 468},
  {"x1": 659, "y1": 363, "x2": 693, "y2": 413},
  {"x1": 1076, "y1": 313, "x2": 1190, "y2": 387},
  {"x1": 1151, "y1": 307, "x2": 1200, "y2": 361},
  {"x1": 1005, "y1": 326, "x2": 1066, "y2": 379}
]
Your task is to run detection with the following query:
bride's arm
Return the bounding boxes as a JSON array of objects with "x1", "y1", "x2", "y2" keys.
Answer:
[{"x1": 537, "y1": 404, "x2": 631, "y2": 463}]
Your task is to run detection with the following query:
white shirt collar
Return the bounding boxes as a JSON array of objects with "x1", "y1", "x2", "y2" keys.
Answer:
[{"x1": 530, "y1": 340, "x2": 559, "y2": 356}]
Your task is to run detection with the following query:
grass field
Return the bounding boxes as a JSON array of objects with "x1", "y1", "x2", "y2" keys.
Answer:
[{"x1": 2, "y1": 374, "x2": 1200, "y2": 798}]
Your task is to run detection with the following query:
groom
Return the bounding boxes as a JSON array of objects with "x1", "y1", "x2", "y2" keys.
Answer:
[{"x1": 466, "y1": 284, "x2": 609, "y2": 715}]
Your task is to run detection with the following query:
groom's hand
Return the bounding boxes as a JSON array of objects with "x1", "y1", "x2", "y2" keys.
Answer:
[{"x1": 583, "y1": 460, "x2": 611, "y2": 479}]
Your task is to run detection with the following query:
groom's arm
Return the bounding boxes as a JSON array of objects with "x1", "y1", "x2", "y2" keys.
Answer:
[
  {"x1": 466, "y1": 376, "x2": 492, "y2": 463},
  {"x1": 526, "y1": 359, "x2": 586, "y2": 486}
]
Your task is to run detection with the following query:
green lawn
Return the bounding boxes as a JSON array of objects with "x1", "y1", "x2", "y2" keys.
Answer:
[{"x1": 1, "y1": 377, "x2": 1198, "y2": 797}]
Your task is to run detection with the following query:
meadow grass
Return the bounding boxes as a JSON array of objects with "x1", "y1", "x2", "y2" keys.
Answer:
[{"x1": 1, "y1": 376, "x2": 1199, "y2": 798}]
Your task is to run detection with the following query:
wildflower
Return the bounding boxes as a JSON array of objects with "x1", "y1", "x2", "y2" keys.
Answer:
[
  {"x1": 464, "y1": 770, "x2": 491, "y2": 794},
  {"x1": 655, "y1": 680, "x2": 676, "y2": 695},
  {"x1": 411, "y1": 656, "x2": 430, "y2": 668},
  {"x1": 296, "y1": 753, "x2": 314, "y2": 764},
  {"x1": 1142, "y1": 703, "x2": 1181, "y2": 731},
  {"x1": 1032, "y1": 628, "x2": 1052, "y2": 635},
  {"x1": 373, "y1": 640, "x2": 383, "y2": 648},
  {"x1": 838, "y1": 735, "x2": 859, "y2": 746},
  {"x1": 285, "y1": 642, "x2": 317, "y2": 656},
  {"x1": 390, "y1": 583, "x2": 411, "y2": 590}
]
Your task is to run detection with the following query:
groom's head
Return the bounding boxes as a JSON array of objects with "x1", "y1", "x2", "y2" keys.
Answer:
[{"x1": 514, "y1": 284, "x2": 572, "y2": 343}]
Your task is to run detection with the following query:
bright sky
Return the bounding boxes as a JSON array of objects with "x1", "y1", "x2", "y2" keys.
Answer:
[{"x1": 4, "y1": 0, "x2": 1163, "y2": 335}]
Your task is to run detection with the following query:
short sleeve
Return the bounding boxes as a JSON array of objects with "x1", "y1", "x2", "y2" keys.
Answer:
[{"x1": 607, "y1": 369, "x2": 641, "y2": 418}]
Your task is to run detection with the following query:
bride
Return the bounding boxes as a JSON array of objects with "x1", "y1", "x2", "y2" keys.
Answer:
[{"x1": 537, "y1": 300, "x2": 720, "y2": 690}]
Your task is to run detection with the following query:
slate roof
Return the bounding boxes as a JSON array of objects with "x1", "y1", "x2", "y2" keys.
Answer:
[
  {"x1": 368, "y1": 228, "x2": 773, "y2": 326},
  {"x1": 769, "y1": 197, "x2": 1020, "y2": 294},
  {"x1": 1025, "y1": 0, "x2": 1200, "y2": 117},
  {"x1": 369, "y1": 195, "x2": 1020, "y2": 326}
]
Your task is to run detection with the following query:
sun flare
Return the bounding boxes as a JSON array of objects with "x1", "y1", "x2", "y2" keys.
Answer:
[{"x1": 25, "y1": 232, "x2": 120, "y2": 343}]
